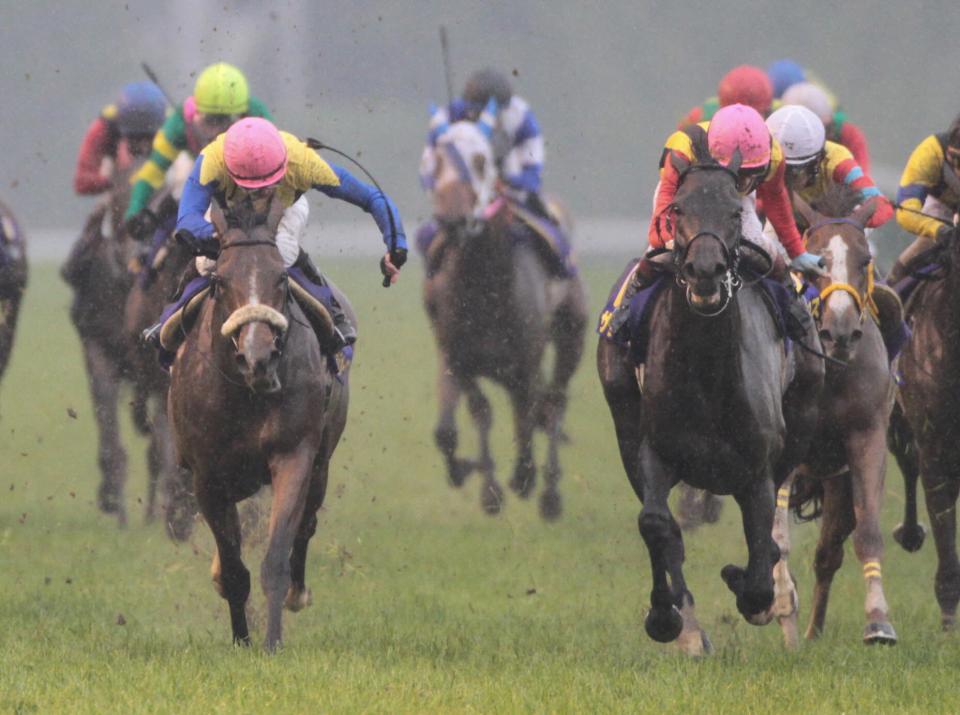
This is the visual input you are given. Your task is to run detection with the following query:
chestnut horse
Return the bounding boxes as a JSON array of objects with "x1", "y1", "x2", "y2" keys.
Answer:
[
  {"x1": 423, "y1": 121, "x2": 587, "y2": 519},
  {"x1": 597, "y1": 149, "x2": 823, "y2": 655},
  {"x1": 789, "y1": 189, "x2": 897, "y2": 644},
  {"x1": 168, "y1": 196, "x2": 351, "y2": 650}
]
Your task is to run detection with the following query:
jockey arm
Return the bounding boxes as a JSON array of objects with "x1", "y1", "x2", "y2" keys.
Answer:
[
  {"x1": 826, "y1": 143, "x2": 893, "y2": 227},
  {"x1": 127, "y1": 108, "x2": 189, "y2": 221},
  {"x1": 837, "y1": 121, "x2": 871, "y2": 175},
  {"x1": 896, "y1": 135, "x2": 950, "y2": 241},
  {"x1": 502, "y1": 107, "x2": 544, "y2": 194},
  {"x1": 315, "y1": 165, "x2": 408, "y2": 252},
  {"x1": 647, "y1": 150, "x2": 683, "y2": 249},
  {"x1": 756, "y1": 162, "x2": 804, "y2": 258},
  {"x1": 74, "y1": 115, "x2": 118, "y2": 195},
  {"x1": 175, "y1": 156, "x2": 218, "y2": 239}
]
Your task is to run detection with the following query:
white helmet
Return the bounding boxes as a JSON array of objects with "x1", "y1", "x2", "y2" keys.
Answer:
[
  {"x1": 781, "y1": 81, "x2": 833, "y2": 125},
  {"x1": 766, "y1": 105, "x2": 826, "y2": 164}
]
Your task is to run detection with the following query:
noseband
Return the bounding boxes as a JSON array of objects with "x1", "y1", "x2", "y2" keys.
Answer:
[{"x1": 803, "y1": 218, "x2": 875, "y2": 323}]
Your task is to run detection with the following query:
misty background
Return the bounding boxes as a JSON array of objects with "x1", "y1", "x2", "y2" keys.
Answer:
[{"x1": 1, "y1": 0, "x2": 958, "y2": 256}]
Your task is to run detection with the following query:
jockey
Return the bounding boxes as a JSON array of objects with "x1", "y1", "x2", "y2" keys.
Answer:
[
  {"x1": 143, "y1": 117, "x2": 406, "y2": 353},
  {"x1": 767, "y1": 59, "x2": 807, "y2": 100},
  {"x1": 678, "y1": 64, "x2": 774, "y2": 129},
  {"x1": 765, "y1": 105, "x2": 892, "y2": 227},
  {"x1": 73, "y1": 82, "x2": 167, "y2": 195},
  {"x1": 123, "y1": 62, "x2": 274, "y2": 236},
  {"x1": 647, "y1": 104, "x2": 823, "y2": 275},
  {"x1": 888, "y1": 112, "x2": 960, "y2": 284},
  {"x1": 781, "y1": 81, "x2": 871, "y2": 174}
]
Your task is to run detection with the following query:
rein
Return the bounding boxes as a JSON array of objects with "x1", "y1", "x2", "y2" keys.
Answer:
[
  {"x1": 675, "y1": 230, "x2": 743, "y2": 317},
  {"x1": 802, "y1": 218, "x2": 877, "y2": 323}
]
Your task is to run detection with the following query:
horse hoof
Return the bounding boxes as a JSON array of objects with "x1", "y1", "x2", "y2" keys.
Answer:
[
  {"x1": 448, "y1": 459, "x2": 474, "y2": 488},
  {"x1": 863, "y1": 621, "x2": 897, "y2": 645},
  {"x1": 165, "y1": 507, "x2": 196, "y2": 542},
  {"x1": 702, "y1": 494, "x2": 724, "y2": 524},
  {"x1": 539, "y1": 488, "x2": 563, "y2": 521},
  {"x1": 893, "y1": 522, "x2": 926, "y2": 553},
  {"x1": 738, "y1": 589, "x2": 775, "y2": 619},
  {"x1": 284, "y1": 587, "x2": 313, "y2": 612},
  {"x1": 942, "y1": 614, "x2": 956, "y2": 632},
  {"x1": 97, "y1": 485, "x2": 121, "y2": 515},
  {"x1": 481, "y1": 480, "x2": 504, "y2": 515},
  {"x1": 509, "y1": 460, "x2": 536, "y2": 499},
  {"x1": 645, "y1": 606, "x2": 684, "y2": 643}
]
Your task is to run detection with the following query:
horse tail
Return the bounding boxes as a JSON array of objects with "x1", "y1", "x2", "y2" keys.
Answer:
[{"x1": 789, "y1": 471, "x2": 827, "y2": 522}]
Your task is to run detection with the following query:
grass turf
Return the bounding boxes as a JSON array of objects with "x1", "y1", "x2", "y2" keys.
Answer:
[{"x1": 1, "y1": 259, "x2": 958, "y2": 714}]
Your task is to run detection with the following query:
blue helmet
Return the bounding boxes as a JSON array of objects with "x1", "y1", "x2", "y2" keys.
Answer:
[
  {"x1": 116, "y1": 82, "x2": 167, "y2": 137},
  {"x1": 767, "y1": 59, "x2": 806, "y2": 99}
]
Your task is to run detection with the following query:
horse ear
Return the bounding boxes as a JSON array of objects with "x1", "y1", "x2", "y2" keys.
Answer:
[
  {"x1": 670, "y1": 151, "x2": 691, "y2": 175},
  {"x1": 726, "y1": 147, "x2": 743, "y2": 175},
  {"x1": 852, "y1": 197, "x2": 879, "y2": 229},
  {"x1": 209, "y1": 198, "x2": 229, "y2": 237},
  {"x1": 265, "y1": 192, "x2": 285, "y2": 237},
  {"x1": 792, "y1": 191, "x2": 822, "y2": 229}
]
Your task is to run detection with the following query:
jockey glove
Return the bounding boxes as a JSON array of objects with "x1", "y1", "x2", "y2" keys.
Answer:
[
  {"x1": 790, "y1": 251, "x2": 827, "y2": 276},
  {"x1": 381, "y1": 247, "x2": 408, "y2": 275},
  {"x1": 174, "y1": 229, "x2": 219, "y2": 259},
  {"x1": 125, "y1": 208, "x2": 158, "y2": 241}
]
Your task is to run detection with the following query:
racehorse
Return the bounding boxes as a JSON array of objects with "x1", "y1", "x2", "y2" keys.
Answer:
[
  {"x1": 597, "y1": 146, "x2": 823, "y2": 654},
  {"x1": 889, "y1": 216, "x2": 960, "y2": 631},
  {"x1": 123, "y1": 188, "x2": 196, "y2": 539},
  {"x1": 62, "y1": 162, "x2": 142, "y2": 526},
  {"x1": 0, "y1": 200, "x2": 28, "y2": 400},
  {"x1": 168, "y1": 196, "x2": 351, "y2": 650},
  {"x1": 789, "y1": 188, "x2": 898, "y2": 644},
  {"x1": 422, "y1": 121, "x2": 587, "y2": 519}
]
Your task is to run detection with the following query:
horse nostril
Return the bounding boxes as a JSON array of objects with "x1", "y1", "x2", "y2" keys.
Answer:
[
  {"x1": 234, "y1": 353, "x2": 246, "y2": 367},
  {"x1": 270, "y1": 348, "x2": 281, "y2": 362},
  {"x1": 682, "y1": 263, "x2": 697, "y2": 279},
  {"x1": 714, "y1": 263, "x2": 726, "y2": 278},
  {"x1": 819, "y1": 329, "x2": 832, "y2": 344},
  {"x1": 851, "y1": 329, "x2": 863, "y2": 343}
]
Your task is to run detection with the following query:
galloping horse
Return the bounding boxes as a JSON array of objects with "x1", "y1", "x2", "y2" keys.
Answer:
[
  {"x1": 63, "y1": 163, "x2": 142, "y2": 526},
  {"x1": 890, "y1": 217, "x2": 960, "y2": 630},
  {"x1": 123, "y1": 189, "x2": 196, "y2": 540},
  {"x1": 789, "y1": 188, "x2": 898, "y2": 644},
  {"x1": 0, "y1": 200, "x2": 28, "y2": 400},
  {"x1": 597, "y1": 148, "x2": 823, "y2": 654},
  {"x1": 168, "y1": 196, "x2": 351, "y2": 650},
  {"x1": 423, "y1": 121, "x2": 587, "y2": 519}
]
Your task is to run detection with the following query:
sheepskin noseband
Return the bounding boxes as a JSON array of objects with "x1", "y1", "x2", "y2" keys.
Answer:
[{"x1": 221, "y1": 304, "x2": 289, "y2": 337}]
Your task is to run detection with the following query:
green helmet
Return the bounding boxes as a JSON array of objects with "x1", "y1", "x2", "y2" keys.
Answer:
[{"x1": 193, "y1": 62, "x2": 250, "y2": 115}]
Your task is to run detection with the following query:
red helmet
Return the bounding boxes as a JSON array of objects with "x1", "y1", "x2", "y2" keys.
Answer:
[{"x1": 718, "y1": 65, "x2": 773, "y2": 116}]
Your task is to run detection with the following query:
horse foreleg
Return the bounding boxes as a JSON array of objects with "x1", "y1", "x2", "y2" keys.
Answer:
[
  {"x1": 848, "y1": 427, "x2": 897, "y2": 644},
  {"x1": 806, "y1": 476, "x2": 855, "y2": 639},
  {"x1": 763, "y1": 473, "x2": 800, "y2": 648},
  {"x1": 152, "y1": 404, "x2": 196, "y2": 540},
  {"x1": 286, "y1": 457, "x2": 329, "y2": 613},
  {"x1": 199, "y1": 490, "x2": 250, "y2": 645},
  {"x1": 597, "y1": 339, "x2": 644, "y2": 501},
  {"x1": 463, "y1": 380, "x2": 503, "y2": 515},
  {"x1": 921, "y1": 469, "x2": 960, "y2": 630},
  {"x1": 82, "y1": 339, "x2": 128, "y2": 527},
  {"x1": 0, "y1": 295, "x2": 22, "y2": 384},
  {"x1": 637, "y1": 442, "x2": 686, "y2": 644},
  {"x1": 889, "y1": 403, "x2": 926, "y2": 552},
  {"x1": 262, "y1": 446, "x2": 314, "y2": 651},
  {"x1": 435, "y1": 353, "x2": 472, "y2": 487},
  {"x1": 507, "y1": 379, "x2": 538, "y2": 499},
  {"x1": 724, "y1": 477, "x2": 777, "y2": 620}
]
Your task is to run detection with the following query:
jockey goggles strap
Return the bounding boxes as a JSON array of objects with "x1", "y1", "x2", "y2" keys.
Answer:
[{"x1": 230, "y1": 158, "x2": 287, "y2": 184}]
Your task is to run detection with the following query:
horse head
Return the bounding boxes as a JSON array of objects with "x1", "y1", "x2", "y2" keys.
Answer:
[
  {"x1": 209, "y1": 194, "x2": 289, "y2": 394},
  {"x1": 429, "y1": 121, "x2": 497, "y2": 236},
  {"x1": 794, "y1": 187, "x2": 877, "y2": 362},
  {"x1": 669, "y1": 150, "x2": 744, "y2": 315}
]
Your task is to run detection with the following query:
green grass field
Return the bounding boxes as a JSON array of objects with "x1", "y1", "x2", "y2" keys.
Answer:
[{"x1": 2, "y1": 259, "x2": 959, "y2": 714}]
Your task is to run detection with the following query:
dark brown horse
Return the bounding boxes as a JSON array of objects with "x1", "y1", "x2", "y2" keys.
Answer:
[
  {"x1": 0, "y1": 200, "x2": 28, "y2": 398},
  {"x1": 123, "y1": 190, "x2": 196, "y2": 539},
  {"x1": 597, "y1": 150, "x2": 823, "y2": 654},
  {"x1": 423, "y1": 121, "x2": 587, "y2": 519},
  {"x1": 63, "y1": 163, "x2": 143, "y2": 526},
  {"x1": 789, "y1": 189, "x2": 897, "y2": 644},
  {"x1": 168, "y1": 196, "x2": 351, "y2": 649},
  {"x1": 890, "y1": 217, "x2": 960, "y2": 630}
]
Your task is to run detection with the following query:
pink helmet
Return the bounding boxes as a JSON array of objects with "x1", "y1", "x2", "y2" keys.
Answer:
[
  {"x1": 223, "y1": 117, "x2": 288, "y2": 189},
  {"x1": 708, "y1": 104, "x2": 772, "y2": 169}
]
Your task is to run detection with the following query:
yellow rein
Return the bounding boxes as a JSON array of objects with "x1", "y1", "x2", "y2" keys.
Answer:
[{"x1": 808, "y1": 260, "x2": 878, "y2": 323}]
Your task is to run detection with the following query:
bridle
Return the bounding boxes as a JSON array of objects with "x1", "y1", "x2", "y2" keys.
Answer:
[{"x1": 802, "y1": 217, "x2": 875, "y2": 325}]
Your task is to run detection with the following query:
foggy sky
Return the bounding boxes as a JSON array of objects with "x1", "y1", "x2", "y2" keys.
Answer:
[{"x1": 2, "y1": 0, "x2": 959, "y2": 233}]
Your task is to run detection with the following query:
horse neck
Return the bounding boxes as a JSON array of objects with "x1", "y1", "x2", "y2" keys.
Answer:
[
  {"x1": 453, "y1": 219, "x2": 515, "y2": 288},
  {"x1": 664, "y1": 283, "x2": 743, "y2": 389}
]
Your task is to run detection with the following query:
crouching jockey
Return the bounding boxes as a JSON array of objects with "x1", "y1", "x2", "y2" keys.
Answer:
[
  {"x1": 123, "y1": 63, "x2": 274, "y2": 265},
  {"x1": 417, "y1": 68, "x2": 573, "y2": 276},
  {"x1": 888, "y1": 112, "x2": 960, "y2": 285},
  {"x1": 63, "y1": 82, "x2": 168, "y2": 285},
  {"x1": 142, "y1": 117, "x2": 407, "y2": 362},
  {"x1": 639, "y1": 104, "x2": 825, "y2": 339}
]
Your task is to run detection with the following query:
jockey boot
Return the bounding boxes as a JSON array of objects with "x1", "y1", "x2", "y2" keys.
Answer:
[{"x1": 291, "y1": 249, "x2": 356, "y2": 349}]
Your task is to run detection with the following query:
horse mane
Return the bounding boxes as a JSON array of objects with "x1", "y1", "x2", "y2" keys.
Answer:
[
  {"x1": 224, "y1": 195, "x2": 271, "y2": 232},
  {"x1": 808, "y1": 183, "x2": 862, "y2": 219}
]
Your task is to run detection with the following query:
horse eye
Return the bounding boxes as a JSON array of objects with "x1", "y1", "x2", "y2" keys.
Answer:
[{"x1": 670, "y1": 204, "x2": 683, "y2": 216}]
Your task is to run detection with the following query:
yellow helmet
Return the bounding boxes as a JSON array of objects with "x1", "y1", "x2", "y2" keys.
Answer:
[{"x1": 193, "y1": 62, "x2": 249, "y2": 115}]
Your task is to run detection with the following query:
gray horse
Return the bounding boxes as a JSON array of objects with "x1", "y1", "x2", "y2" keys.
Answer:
[{"x1": 422, "y1": 121, "x2": 587, "y2": 519}]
